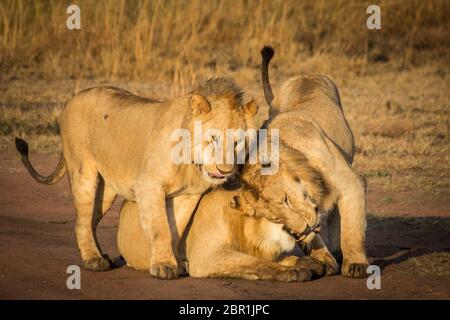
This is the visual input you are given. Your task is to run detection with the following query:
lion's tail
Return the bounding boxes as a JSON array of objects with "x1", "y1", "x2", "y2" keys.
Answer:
[
  {"x1": 15, "y1": 137, "x2": 66, "y2": 185},
  {"x1": 260, "y1": 45, "x2": 275, "y2": 106}
]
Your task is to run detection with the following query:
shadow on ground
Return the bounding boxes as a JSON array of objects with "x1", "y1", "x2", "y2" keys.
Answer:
[{"x1": 366, "y1": 216, "x2": 450, "y2": 271}]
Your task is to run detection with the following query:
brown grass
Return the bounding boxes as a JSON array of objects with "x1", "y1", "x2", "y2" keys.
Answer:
[
  {"x1": 0, "y1": 0, "x2": 449, "y2": 199},
  {"x1": 1, "y1": 0, "x2": 449, "y2": 82},
  {"x1": 405, "y1": 253, "x2": 450, "y2": 278}
]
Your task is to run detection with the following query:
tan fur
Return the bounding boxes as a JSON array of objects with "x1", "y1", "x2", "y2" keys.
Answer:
[
  {"x1": 117, "y1": 73, "x2": 366, "y2": 280},
  {"x1": 18, "y1": 78, "x2": 259, "y2": 279},
  {"x1": 118, "y1": 162, "x2": 327, "y2": 282},
  {"x1": 268, "y1": 75, "x2": 369, "y2": 277}
]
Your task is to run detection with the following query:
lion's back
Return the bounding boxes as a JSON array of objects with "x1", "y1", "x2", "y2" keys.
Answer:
[
  {"x1": 59, "y1": 86, "x2": 174, "y2": 196},
  {"x1": 271, "y1": 75, "x2": 355, "y2": 162}
]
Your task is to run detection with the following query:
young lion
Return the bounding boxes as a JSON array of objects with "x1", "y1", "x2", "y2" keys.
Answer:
[
  {"x1": 260, "y1": 46, "x2": 369, "y2": 277},
  {"x1": 15, "y1": 77, "x2": 259, "y2": 279},
  {"x1": 118, "y1": 162, "x2": 327, "y2": 282}
]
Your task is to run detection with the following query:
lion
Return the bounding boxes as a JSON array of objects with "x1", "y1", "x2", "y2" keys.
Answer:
[
  {"x1": 118, "y1": 161, "x2": 328, "y2": 282},
  {"x1": 260, "y1": 46, "x2": 369, "y2": 277},
  {"x1": 15, "y1": 77, "x2": 259, "y2": 279}
]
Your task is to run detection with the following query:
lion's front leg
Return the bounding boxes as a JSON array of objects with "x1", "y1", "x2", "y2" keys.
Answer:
[
  {"x1": 191, "y1": 250, "x2": 313, "y2": 282},
  {"x1": 278, "y1": 255, "x2": 326, "y2": 279},
  {"x1": 337, "y1": 175, "x2": 369, "y2": 278},
  {"x1": 169, "y1": 194, "x2": 202, "y2": 275},
  {"x1": 307, "y1": 234, "x2": 340, "y2": 276},
  {"x1": 135, "y1": 181, "x2": 179, "y2": 280},
  {"x1": 309, "y1": 138, "x2": 369, "y2": 278}
]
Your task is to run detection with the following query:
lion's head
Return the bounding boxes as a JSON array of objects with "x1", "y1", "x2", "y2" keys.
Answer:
[
  {"x1": 229, "y1": 146, "x2": 328, "y2": 244},
  {"x1": 188, "y1": 77, "x2": 259, "y2": 185}
]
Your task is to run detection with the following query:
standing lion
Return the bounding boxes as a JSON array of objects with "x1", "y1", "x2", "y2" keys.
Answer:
[
  {"x1": 260, "y1": 46, "x2": 369, "y2": 277},
  {"x1": 15, "y1": 77, "x2": 259, "y2": 279}
]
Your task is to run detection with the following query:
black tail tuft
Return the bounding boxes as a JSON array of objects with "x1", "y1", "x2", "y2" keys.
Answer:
[
  {"x1": 15, "y1": 137, "x2": 29, "y2": 156},
  {"x1": 261, "y1": 46, "x2": 275, "y2": 63},
  {"x1": 260, "y1": 45, "x2": 275, "y2": 106}
]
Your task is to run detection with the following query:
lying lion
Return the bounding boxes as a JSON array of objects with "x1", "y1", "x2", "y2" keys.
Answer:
[
  {"x1": 15, "y1": 77, "x2": 259, "y2": 279},
  {"x1": 118, "y1": 162, "x2": 326, "y2": 282},
  {"x1": 260, "y1": 46, "x2": 369, "y2": 277}
]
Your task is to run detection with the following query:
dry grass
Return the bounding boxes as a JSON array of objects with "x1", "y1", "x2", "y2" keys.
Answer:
[
  {"x1": 405, "y1": 253, "x2": 450, "y2": 278},
  {"x1": 346, "y1": 63, "x2": 450, "y2": 197},
  {"x1": 0, "y1": 0, "x2": 449, "y2": 198},
  {"x1": 1, "y1": 0, "x2": 449, "y2": 82}
]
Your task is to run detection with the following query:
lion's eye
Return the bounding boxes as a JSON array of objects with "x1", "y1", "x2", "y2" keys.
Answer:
[{"x1": 211, "y1": 135, "x2": 218, "y2": 142}]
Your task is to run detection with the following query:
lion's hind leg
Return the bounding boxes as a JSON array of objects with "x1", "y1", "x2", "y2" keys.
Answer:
[
  {"x1": 92, "y1": 176, "x2": 117, "y2": 233},
  {"x1": 69, "y1": 167, "x2": 112, "y2": 271}
]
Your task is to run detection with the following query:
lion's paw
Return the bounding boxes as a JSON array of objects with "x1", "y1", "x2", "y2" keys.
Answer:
[
  {"x1": 276, "y1": 268, "x2": 313, "y2": 282},
  {"x1": 310, "y1": 252, "x2": 340, "y2": 276},
  {"x1": 341, "y1": 260, "x2": 369, "y2": 278},
  {"x1": 320, "y1": 256, "x2": 340, "y2": 276},
  {"x1": 324, "y1": 261, "x2": 340, "y2": 276},
  {"x1": 150, "y1": 262, "x2": 179, "y2": 280},
  {"x1": 83, "y1": 256, "x2": 111, "y2": 271},
  {"x1": 295, "y1": 256, "x2": 326, "y2": 278}
]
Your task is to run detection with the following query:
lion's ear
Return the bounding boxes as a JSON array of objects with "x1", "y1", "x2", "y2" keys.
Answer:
[
  {"x1": 190, "y1": 94, "x2": 211, "y2": 117},
  {"x1": 229, "y1": 193, "x2": 257, "y2": 216},
  {"x1": 243, "y1": 99, "x2": 258, "y2": 117}
]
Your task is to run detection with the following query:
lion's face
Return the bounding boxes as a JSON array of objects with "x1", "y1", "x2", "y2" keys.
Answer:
[
  {"x1": 237, "y1": 164, "x2": 320, "y2": 244},
  {"x1": 190, "y1": 96, "x2": 259, "y2": 185}
]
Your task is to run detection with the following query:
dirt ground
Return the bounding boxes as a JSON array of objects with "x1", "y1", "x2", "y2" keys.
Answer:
[
  {"x1": 0, "y1": 151, "x2": 449, "y2": 300},
  {"x1": 1, "y1": 0, "x2": 449, "y2": 301}
]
